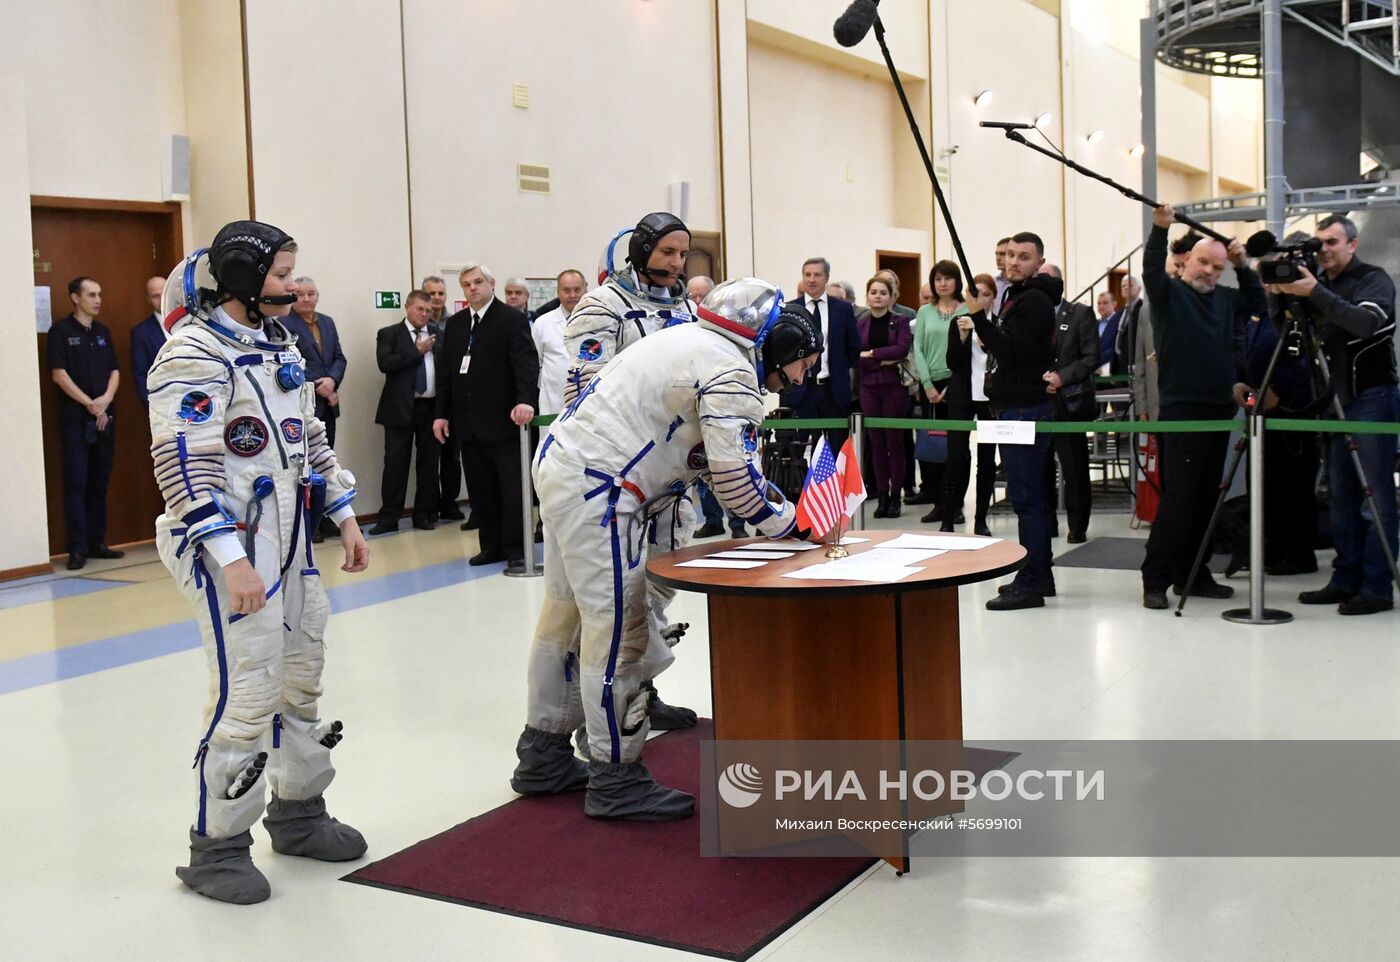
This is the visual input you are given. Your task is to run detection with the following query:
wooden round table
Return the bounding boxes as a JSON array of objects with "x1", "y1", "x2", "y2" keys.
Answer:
[{"x1": 647, "y1": 530, "x2": 1025, "y2": 872}]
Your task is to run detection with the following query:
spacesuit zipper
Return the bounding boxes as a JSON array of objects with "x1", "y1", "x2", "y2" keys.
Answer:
[
  {"x1": 272, "y1": 713, "x2": 282, "y2": 749},
  {"x1": 241, "y1": 369, "x2": 289, "y2": 468}
]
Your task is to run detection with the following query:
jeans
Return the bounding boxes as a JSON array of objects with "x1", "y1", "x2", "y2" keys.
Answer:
[
  {"x1": 994, "y1": 400, "x2": 1055, "y2": 593},
  {"x1": 1327, "y1": 385, "x2": 1400, "y2": 600}
]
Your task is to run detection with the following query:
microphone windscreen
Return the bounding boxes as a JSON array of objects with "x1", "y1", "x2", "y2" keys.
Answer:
[
  {"x1": 833, "y1": 0, "x2": 879, "y2": 47},
  {"x1": 1244, "y1": 230, "x2": 1277, "y2": 259}
]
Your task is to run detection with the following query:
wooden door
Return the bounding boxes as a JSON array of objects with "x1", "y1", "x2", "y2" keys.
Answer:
[
  {"x1": 687, "y1": 230, "x2": 722, "y2": 284},
  {"x1": 875, "y1": 250, "x2": 921, "y2": 311},
  {"x1": 32, "y1": 198, "x2": 183, "y2": 555}
]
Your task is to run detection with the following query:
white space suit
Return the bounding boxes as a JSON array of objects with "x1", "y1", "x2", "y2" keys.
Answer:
[
  {"x1": 562, "y1": 274, "x2": 696, "y2": 407},
  {"x1": 148, "y1": 305, "x2": 357, "y2": 842},
  {"x1": 521, "y1": 316, "x2": 795, "y2": 816}
]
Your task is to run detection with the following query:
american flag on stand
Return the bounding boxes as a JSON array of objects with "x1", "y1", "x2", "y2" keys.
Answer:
[{"x1": 795, "y1": 436, "x2": 866, "y2": 539}]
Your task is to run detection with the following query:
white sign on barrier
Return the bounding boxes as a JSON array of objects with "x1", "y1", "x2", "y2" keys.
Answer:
[{"x1": 977, "y1": 420, "x2": 1036, "y2": 445}]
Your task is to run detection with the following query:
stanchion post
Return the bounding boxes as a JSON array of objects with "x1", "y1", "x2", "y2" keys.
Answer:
[
  {"x1": 1223, "y1": 413, "x2": 1291, "y2": 624},
  {"x1": 504, "y1": 422, "x2": 543, "y2": 579},
  {"x1": 849, "y1": 413, "x2": 865, "y2": 530}
]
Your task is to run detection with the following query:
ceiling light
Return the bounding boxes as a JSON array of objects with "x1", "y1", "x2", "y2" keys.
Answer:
[
  {"x1": 1129, "y1": 143, "x2": 1146, "y2": 158},
  {"x1": 1034, "y1": 112, "x2": 1052, "y2": 130},
  {"x1": 974, "y1": 89, "x2": 994, "y2": 108},
  {"x1": 1086, "y1": 129, "x2": 1104, "y2": 145}
]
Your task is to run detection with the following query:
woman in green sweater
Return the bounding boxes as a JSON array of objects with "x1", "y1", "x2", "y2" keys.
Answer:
[{"x1": 911, "y1": 260, "x2": 968, "y2": 525}]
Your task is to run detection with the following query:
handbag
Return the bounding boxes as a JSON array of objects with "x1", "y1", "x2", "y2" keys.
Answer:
[
  {"x1": 1057, "y1": 379, "x2": 1097, "y2": 420},
  {"x1": 914, "y1": 429, "x2": 948, "y2": 464}
]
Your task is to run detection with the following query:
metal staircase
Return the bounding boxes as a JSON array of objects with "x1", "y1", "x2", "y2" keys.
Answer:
[{"x1": 1152, "y1": 0, "x2": 1399, "y2": 77}]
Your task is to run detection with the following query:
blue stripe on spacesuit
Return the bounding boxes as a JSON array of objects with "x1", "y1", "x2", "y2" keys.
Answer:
[
  {"x1": 196, "y1": 557, "x2": 230, "y2": 837},
  {"x1": 324, "y1": 490, "x2": 355, "y2": 514},
  {"x1": 182, "y1": 502, "x2": 222, "y2": 527},
  {"x1": 146, "y1": 377, "x2": 229, "y2": 397},
  {"x1": 281, "y1": 490, "x2": 304, "y2": 575},
  {"x1": 176, "y1": 433, "x2": 197, "y2": 501},
  {"x1": 559, "y1": 375, "x2": 600, "y2": 423},
  {"x1": 664, "y1": 415, "x2": 684, "y2": 442},
  {"x1": 603, "y1": 513, "x2": 625, "y2": 763},
  {"x1": 536, "y1": 433, "x2": 555, "y2": 465}
]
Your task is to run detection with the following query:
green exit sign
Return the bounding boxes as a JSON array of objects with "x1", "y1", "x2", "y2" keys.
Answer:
[{"x1": 374, "y1": 291, "x2": 402, "y2": 309}]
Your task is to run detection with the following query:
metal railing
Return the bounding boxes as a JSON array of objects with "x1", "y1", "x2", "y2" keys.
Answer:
[{"x1": 1071, "y1": 246, "x2": 1143, "y2": 306}]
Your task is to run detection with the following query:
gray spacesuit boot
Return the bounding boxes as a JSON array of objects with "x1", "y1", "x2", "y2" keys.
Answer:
[
  {"x1": 511, "y1": 725, "x2": 589, "y2": 794},
  {"x1": 262, "y1": 795, "x2": 367, "y2": 861},
  {"x1": 583, "y1": 760, "x2": 695, "y2": 820},
  {"x1": 176, "y1": 829, "x2": 271, "y2": 904},
  {"x1": 644, "y1": 681, "x2": 698, "y2": 731}
]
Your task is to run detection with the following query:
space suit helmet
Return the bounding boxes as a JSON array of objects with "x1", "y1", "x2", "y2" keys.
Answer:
[
  {"x1": 208, "y1": 220, "x2": 297, "y2": 318},
  {"x1": 761, "y1": 309, "x2": 823, "y2": 387},
  {"x1": 698, "y1": 277, "x2": 798, "y2": 384},
  {"x1": 598, "y1": 212, "x2": 690, "y2": 307}
]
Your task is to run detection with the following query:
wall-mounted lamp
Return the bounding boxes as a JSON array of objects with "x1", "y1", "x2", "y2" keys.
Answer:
[
  {"x1": 1034, "y1": 112, "x2": 1052, "y2": 130},
  {"x1": 1086, "y1": 129, "x2": 1104, "y2": 145},
  {"x1": 1129, "y1": 143, "x2": 1146, "y2": 158},
  {"x1": 973, "y1": 89, "x2": 994, "y2": 108}
]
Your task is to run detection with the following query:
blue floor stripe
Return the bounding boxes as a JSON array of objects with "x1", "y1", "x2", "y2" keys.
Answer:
[
  {"x1": 0, "y1": 554, "x2": 524, "y2": 696},
  {"x1": 0, "y1": 577, "x2": 124, "y2": 611}
]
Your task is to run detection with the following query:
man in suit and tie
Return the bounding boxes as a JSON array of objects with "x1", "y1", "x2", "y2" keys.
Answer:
[
  {"x1": 284, "y1": 277, "x2": 348, "y2": 447},
  {"x1": 370, "y1": 290, "x2": 441, "y2": 535},
  {"x1": 130, "y1": 275, "x2": 167, "y2": 406},
  {"x1": 433, "y1": 264, "x2": 539, "y2": 568},
  {"x1": 781, "y1": 256, "x2": 861, "y2": 453},
  {"x1": 424, "y1": 274, "x2": 468, "y2": 523},
  {"x1": 1106, "y1": 275, "x2": 1143, "y2": 375},
  {"x1": 1040, "y1": 265, "x2": 1100, "y2": 543}
]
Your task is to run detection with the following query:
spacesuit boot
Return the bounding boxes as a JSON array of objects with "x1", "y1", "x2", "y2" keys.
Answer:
[
  {"x1": 176, "y1": 828, "x2": 271, "y2": 905},
  {"x1": 510, "y1": 726, "x2": 589, "y2": 795},
  {"x1": 583, "y1": 759, "x2": 695, "y2": 821},
  {"x1": 644, "y1": 681, "x2": 698, "y2": 731},
  {"x1": 262, "y1": 794, "x2": 367, "y2": 861}
]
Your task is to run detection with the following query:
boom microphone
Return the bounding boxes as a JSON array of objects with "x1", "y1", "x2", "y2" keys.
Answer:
[
  {"x1": 1245, "y1": 230, "x2": 1279, "y2": 259},
  {"x1": 979, "y1": 120, "x2": 1038, "y2": 131},
  {"x1": 833, "y1": 0, "x2": 880, "y2": 48}
]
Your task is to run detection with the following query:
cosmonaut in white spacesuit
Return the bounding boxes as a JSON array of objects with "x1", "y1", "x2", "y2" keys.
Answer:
[
  {"x1": 565, "y1": 212, "x2": 704, "y2": 732},
  {"x1": 147, "y1": 221, "x2": 370, "y2": 904},
  {"x1": 512, "y1": 278, "x2": 823, "y2": 819}
]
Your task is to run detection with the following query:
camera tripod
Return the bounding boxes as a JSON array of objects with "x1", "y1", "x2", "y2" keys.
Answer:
[{"x1": 1177, "y1": 295, "x2": 1400, "y2": 621}]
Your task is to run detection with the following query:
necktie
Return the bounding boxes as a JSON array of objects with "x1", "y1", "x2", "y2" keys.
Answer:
[{"x1": 414, "y1": 329, "x2": 428, "y2": 395}]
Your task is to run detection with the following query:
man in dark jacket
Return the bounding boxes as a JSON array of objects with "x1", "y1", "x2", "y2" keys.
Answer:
[
  {"x1": 966, "y1": 231, "x2": 1060, "y2": 610},
  {"x1": 433, "y1": 264, "x2": 539, "y2": 568},
  {"x1": 1140, "y1": 205, "x2": 1266, "y2": 609},
  {"x1": 1276, "y1": 214, "x2": 1399, "y2": 614},
  {"x1": 1040, "y1": 265, "x2": 1099, "y2": 544},
  {"x1": 371, "y1": 290, "x2": 441, "y2": 535}
]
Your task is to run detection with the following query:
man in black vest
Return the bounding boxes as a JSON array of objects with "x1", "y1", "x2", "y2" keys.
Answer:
[
  {"x1": 433, "y1": 264, "x2": 540, "y2": 567},
  {"x1": 371, "y1": 290, "x2": 441, "y2": 534}
]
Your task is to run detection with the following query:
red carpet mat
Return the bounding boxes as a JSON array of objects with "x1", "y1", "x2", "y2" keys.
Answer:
[{"x1": 344, "y1": 722, "x2": 875, "y2": 960}]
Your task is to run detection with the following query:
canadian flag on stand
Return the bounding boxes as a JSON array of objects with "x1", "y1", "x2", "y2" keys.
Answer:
[{"x1": 794, "y1": 435, "x2": 867, "y2": 540}]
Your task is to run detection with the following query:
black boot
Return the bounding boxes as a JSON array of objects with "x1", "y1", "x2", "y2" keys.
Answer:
[
  {"x1": 644, "y1": 680, "x2": 697, "y2": 730},
  {"x1": 584, "y1": 760, "x2": 695, "y2": 821},
  {"x1": 511, "y1": 725, "x2": 589, "y2": 795},
  {"x1": 886, "y1": 493, "x2": 902, "y2": 519},
  {"x1": 176, "y1": 829, "x2": 270, "y2": 904},
  {"x1": 262, "y1": 794, "x2": 367, "y2": 861},
  {"x1": 873, "y1": 493, "x2": 890, "y2": 519}
]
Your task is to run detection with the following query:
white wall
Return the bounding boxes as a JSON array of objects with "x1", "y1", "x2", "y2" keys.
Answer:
[
  {"x1": 402, "y1": 0, "x2": 720, "y2": 290},
  {"x1": 16, "y1": 0, "x2": 186, "y2": 203},
  {"x1": 180, "y1": 0, "x2": 251, "y2": 247},
  {"x1": 244, "y1": 0, "x2": 414, "y2": 519},
  {"x1": 0, "y1": 78, "x2": 51, "y2": 573},
  {"x1": 944, "y1": 0, "x2": 1065, "y2": 272},
  {"x1": 747, "y1": 41, "x2": 931, "y2": 294}
]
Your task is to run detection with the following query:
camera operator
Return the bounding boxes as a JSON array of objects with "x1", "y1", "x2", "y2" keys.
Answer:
[
  {"x1": 1140, "y1": 205, "x2": 1266, "y2": 610},
  {"x1": 1274, "y1": 214, "x2": 1398, "y2": 615}
]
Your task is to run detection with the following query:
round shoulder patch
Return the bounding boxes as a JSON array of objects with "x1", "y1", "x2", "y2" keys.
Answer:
[
  {"x1": 225, "y1": 416, "x2": 269, "y2": 457},
  {"x1": 577, "y1": 338, "x2": 605, "y2": 362},
  {"x1": 741, "y1": 424, "x2": 760, "y2": 454},
  {"x1": 178, "y1": 391, "x2": 214, "y2": 424},
  {"x1": 687, "y1": 443, "x2": 708, "y2": 470}
]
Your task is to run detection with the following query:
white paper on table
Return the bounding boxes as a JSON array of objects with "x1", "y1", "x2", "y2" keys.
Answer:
[
  {"x1": 879, "y1": 534, "x2": 1000, "y2": 551},
  {"x1": 858, "y1": 547, "x2": 947, "y2": 566},
  {"x1": 838, "y1": 536, "x2": 870, "y2": 545},
  {"x1": 709, "y1": 550, "x2": 795, "y2": 560},
  {"x1": 676, "y1": 558, "x2": 767, "y2": 570},
  {"x1": 977, "y1": 420, "x2": 1035, "y2": 445},
  {"x1": 729, "y1": 541, "x2": 823, "y2": 552},
  {"x1": 782, "y1": 562, "x2": 921, "y2": 583}
]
